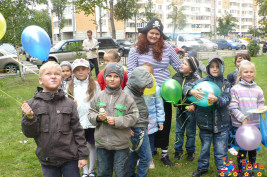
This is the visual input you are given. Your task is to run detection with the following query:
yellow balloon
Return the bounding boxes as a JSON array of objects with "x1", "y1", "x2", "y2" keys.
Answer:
[
  {"x1": 0, "y1": 13, "x2": 7, "y2": 40},
  {"x1": 144, "y1": 74, "x2": 157, "y2": 95}
]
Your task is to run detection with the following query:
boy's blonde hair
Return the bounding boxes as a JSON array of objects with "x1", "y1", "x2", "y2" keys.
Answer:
[
  {"x1": 39, "y1": 61, "x2": 61, "y2": 77},
  {"x1": 104, "y1": 50, "x2": 121, "y2": 62},
  {"x1": 236, "y1": 60, "x2": 255, "y2": 84}
]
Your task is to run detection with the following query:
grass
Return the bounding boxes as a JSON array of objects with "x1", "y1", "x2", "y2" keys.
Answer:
[{"x1": 0, "y1": 55, "x2": 267, "y2": 177}]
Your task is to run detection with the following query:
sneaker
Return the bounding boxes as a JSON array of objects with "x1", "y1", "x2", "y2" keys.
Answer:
[
  {"x1": 82, "y1": 174, "x2": 89, "y2": 177},
  {"x1": 174, "y1": 152, "x2": 183, "y2": 161},
  {"x1": 160, "y1": 155, "x2": 174, "y2": 167},
  {"x1": 228, "y1": 147, "x2": 238, "y2": 155},
  {"x1": 192, "y1": 169, "x2": 208, "y2": 177},
  {"x1": 89, "y1": 171, "x2": 96, "y2": 177},
  {"x1": 149, "y1": 159, "x2": 155, "y2": 169},
  {"x1": 187, "y1": 152, "x2": 194, "y2": 162}
]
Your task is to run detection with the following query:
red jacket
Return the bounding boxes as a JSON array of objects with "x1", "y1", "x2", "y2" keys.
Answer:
[{"x1": 97, "y1": 69, "x2": 128, "y2": 90}]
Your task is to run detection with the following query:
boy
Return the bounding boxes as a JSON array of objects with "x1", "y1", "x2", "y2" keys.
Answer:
[
  {"x1": 124, "y1": 67, "x2": 154, "y2": 177},
  {"x1": 21, "y1": 61, "x2": 89, "y2": 177},
  {"x1": 88, "y1": 62, "x2": 139, "y2": 177},
  {"x1": 97, "y1": 50, "x2": 128, "y2": 90},
  {"x1": 172, "y1": 56, "x2": 199, "y2": 162},
  {"x1": 59, "y1": 61, "x2": 72, "y2": 93},
  {"x1": 183, "y1": 57, "x2": 231, "y2": 177}
]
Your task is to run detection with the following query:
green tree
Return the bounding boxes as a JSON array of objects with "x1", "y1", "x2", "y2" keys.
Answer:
[
  {"x1": 257, "y1": 0, "x2": 267, "y2": 34},
  {"x1": 217, "y1": 14, "x2": 237, "y2": 38},
  {"x1": 51, "y1": 0, "x2": 68, "y2": 41},
  {"x1": 142, "y1": 0, "x2": 157, "y2": 23},
  {"x1": 168, "y1": 4, "x2": 186, "y2": 41},
  {"x1": 247, "y1": 27, "x2": 261, "y2": 38},
  {"x1": 247, "y1": 40, "x2": 260, "y2": 57},
  {"x1": 31, "y1": 9, "x2": 52, "y2": 39}
]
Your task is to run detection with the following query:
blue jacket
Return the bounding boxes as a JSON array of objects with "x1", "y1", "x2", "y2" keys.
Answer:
[
  {"x1": 144, "y1": 86, "x2": 165, "y2": 135},
  {"x1": 227, "y1": 69, "x2": 238, "y2": 87},
  {"x1": 183, "y1": 57, "x2": 231, "y2": 133}
]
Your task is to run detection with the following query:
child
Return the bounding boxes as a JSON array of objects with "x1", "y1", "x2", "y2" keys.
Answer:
[
  {"x1": 184, "y1": 56, "x2": 231, "y2": 177},
  {"x1": 142, "y1": 63, "x2": 165, "y2": 169},
  {"x1": 88, "y1": 62, "x2": 139, "y2": 177},
  {"x1": 228, "y1": 61, "x2": 264, "y2": 176},
  {"x1": 59, "y1": 61, "x2": 72, "y2": 93},
  {"x1": 172, "y1": 57, "x2": 199, "y2": 162},
  {"x1": 21, "y1": 61, "x2": 88, "y2": 177},
  {"x1": 97, "y1": 50, "x2": 128, "y2": 90},
  {"x1": 124, "y1": 67, "x2": 154, "y2": 177},
  {"x1": 227, "y1": 53, "x2": 251, "y2": 156},
  {"x1": 68, "y1": 59, "x2": 100, "y2": 177}
]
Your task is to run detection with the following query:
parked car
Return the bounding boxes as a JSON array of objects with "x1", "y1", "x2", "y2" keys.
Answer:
[
  {"x1": 176, "y1": 35, "x2": 200, "y2": 52},
  {"x1": 116, "y1": 39, "x2": 133, "y2": 57},
  {"x1": 195, "y1": 38, "x2": 218, "y2": 51},
  {"x1": 30, "y1": 37, "x2": 119, "y2": 66},
  {"x1": 0, "y1": 44, "x2": 17, "y2": 55},
  {"x1": 263, "y1": 40, "x2": 267, "y2": 53},
  {"x1": 214, "y1": 39, "x2": 241, "y2": 50},
  {"x1": 231, "y1": 38, "x2": 248, "y2": 50},
  {"x1": 169, "y1": 42, "x2": 186, "y2": 58},
  {"x1": 0, "y1": 48, "x2": 19, "y2": 73}
]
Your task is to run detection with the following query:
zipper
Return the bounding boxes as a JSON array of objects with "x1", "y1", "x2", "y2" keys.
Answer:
[{"x1": 106, "y1": 94, "x2": 113, "y2": 147}]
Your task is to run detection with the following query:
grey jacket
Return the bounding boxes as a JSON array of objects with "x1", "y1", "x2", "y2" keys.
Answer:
[
  {"x1": 88, "y1": 87, "x2": 139, "y2": 150},
  {"x1": 124, "y1": 67, "x2": 153, "y2": 128},
  {"x1": 21, "y1": 88, "x2": 89, "y2": 166}
]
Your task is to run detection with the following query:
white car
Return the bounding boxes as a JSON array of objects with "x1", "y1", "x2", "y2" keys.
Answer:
[
  {"x1": 176, "y1": 35, "x2": 200, "y2": 52},
  {"x1": 231, "y1": 38, "x2": 248, "y2": 50},
  {"x1": 195, "y1": 38, "x2": 218, "y2": 52},
  {"x1": 0, "y1": 48, "x2": 19, "y2": 73}
]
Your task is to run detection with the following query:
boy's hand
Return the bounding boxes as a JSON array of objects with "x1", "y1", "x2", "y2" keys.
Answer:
[
  {"x1": 21, "y1": 101, "x2": 34, "y2": 119},
  {"x1": 107, "y1": 117, "x2": 115, "y2": 125},
  {"x1": 74, "y1": 99, "x2": 78, "y2": 107},
  {"x1": 207, "y1": 92, "x2": 218, "y2": 104},
  {"x1": 158, "y1": 124, "x2": 164, "y2": 131},
  {"x1": 242, "y1": 119, "x2": 248, "y2": 125},
  {"x1": 78, "y1": 159, "x2": 88, "y2": 169},
  {"x1": 187, "y1": 105, "x2": 195, "y2": 112},
  {"x1": 97, "y1": 112, "x2": 107, "y2": 121},
  {"x1": 190, "y1": 88, "x2": 205, "y2": 101}
]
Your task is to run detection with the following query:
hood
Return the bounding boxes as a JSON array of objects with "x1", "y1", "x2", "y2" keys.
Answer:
[
  {"x1": 126, "y1": 67, "x2": 153, "y2": 96},
  {"x1": 239, "y1": 79, "x2": 257, "y2": 87},
  {"x1": 206, "y1": 56, "x2": 224, "y2": 77},
  {"x1": 34, "y1": 87, "x2": 66, "y2": 101}
]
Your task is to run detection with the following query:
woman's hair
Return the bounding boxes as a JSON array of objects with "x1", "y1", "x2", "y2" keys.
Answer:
[
  {"x1": 136, "y1": 33, "x2": 165, "y2": 62},
  {"x1": 105, "y1": 50, "x2": 121, "y2": 62},
  {"x1": 236, "y1": 60, "x2": 255, "y2": 84},
  {"x1": 68, "y1": 74, "x2": 96, "y2": 102}
]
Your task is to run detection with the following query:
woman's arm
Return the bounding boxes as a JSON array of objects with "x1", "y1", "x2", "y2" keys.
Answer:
[{"x1": 127, "y1": 48, "x2": 139, "y2": 78}]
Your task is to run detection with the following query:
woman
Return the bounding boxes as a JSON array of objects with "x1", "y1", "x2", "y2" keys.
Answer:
[{"x1": 127, "y1": 18, "x2": 198, "y2": 168}]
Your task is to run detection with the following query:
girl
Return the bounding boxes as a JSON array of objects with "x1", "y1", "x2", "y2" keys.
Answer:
[
  {"x1": 59, "y1": 61, "x2": 72, "y2": 94},
  {"x1": 228, "y1": 61, "x2": 265, "y2": 176},
  {"x1": 68, "y1": 59, "x2": 101, "y2": 177}
]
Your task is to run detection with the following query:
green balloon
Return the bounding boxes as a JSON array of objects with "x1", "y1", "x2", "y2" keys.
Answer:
[{"x1": 160, "y1": 79, "x2": 182, "y2": 104}]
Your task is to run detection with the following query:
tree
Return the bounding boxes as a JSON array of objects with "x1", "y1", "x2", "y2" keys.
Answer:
[
  {"x1": 51, "y1": 0, "x2": 68, "y2": 41},
  {"x1": 31, "y1": 9, "x2": 52, "y2": 39},
  {"x1": 257, "y1": 0, "x2": 267, "y2": 34},
  {"x1": 247, "y1": 27, "x2": 261, "y2": 38},
  {"x1": 168, "y1": 4, "x2": 186, "y2": 41},
  {"x1": 217, "y1": 14, "x2": 237, "y2": 38},
  {"x1": 142, "y1": 0, "x2": 157, "y2": 23}
]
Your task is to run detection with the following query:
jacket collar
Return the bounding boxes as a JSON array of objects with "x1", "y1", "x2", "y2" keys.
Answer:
[
  {"x1": 239, "y1": 79, "x2": 256, "y2": 87},
  {"x1": 105, "y1": 86, "x2": 122, "y2": 95},
  {"x1": 34, "y1": 87, "x2": 66, "y2": 101}
]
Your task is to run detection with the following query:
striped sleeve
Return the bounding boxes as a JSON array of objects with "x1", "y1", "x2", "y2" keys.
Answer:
[
  {"x1": 228, "y1": 87, "x2": 246, "y2": 123},
  {"x1": 127, "y1": 47, "x2": 138, "y2": 77},
  {"x1": 257, "y1": 87, "x2": 265, "y2": 108}
]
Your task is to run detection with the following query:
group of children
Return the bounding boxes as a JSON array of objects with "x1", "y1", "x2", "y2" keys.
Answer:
[{"x1": 21, "y1": 50, "x2": 264, "y2": 177}]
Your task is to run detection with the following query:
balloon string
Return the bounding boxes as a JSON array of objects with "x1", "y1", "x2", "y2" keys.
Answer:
[
  {"x1": 0, "y1": 88, "x2": 22, "y2": 105},
  {"x1": 11, "y1": 58, "x2": 39, "y2": 77}
]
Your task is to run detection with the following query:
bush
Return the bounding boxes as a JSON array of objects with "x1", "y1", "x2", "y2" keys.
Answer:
[{"x1": 247, "y1": 40, "x2": 260, "y2": 57}]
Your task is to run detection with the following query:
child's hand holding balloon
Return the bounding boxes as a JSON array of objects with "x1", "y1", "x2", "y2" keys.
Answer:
[
  {"x1": 21, "y1": 101, "x2": 34, "y2": 119},
  {"x1": 190, "y1": 88, "x2": 205, "y2": 101},
  {"x1": 207, "y1": 92, "x2": 218, "y2": 104}
]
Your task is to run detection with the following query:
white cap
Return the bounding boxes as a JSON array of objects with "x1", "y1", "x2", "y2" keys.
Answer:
[{"x1": 72, "y1": 58, "x2": 90, "y2": 72}]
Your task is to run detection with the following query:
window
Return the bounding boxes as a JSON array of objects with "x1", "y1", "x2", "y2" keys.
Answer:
[{"x1": 158, "y1": 5, "x2": 162, "y2": 10}]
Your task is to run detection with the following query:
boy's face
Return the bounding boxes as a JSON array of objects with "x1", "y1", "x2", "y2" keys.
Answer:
[
  {"x1": 209, "y1": 61, "x2": 220, "y2": 77},
  {"x1": 235, "y1": 57, "x2": 245, "y2": 68},
  {"x1": 61, "y1": 66, "x2": 72, "y2": 79},
  {"x1": 180, "y1": 60, "x2": 192, "y2": 75},
  {"x1": 39, "y1": 67, "x2": 62, "y2": 92},
  {"x1": 104, "y1": 54, "x2": 118, "y2": 65},
  {"x1": 105, "y1": 72, "x2": 121, "y2": 89},
  {"x1": 73, "y1": 66, "x2": 90, "y2": 81}
]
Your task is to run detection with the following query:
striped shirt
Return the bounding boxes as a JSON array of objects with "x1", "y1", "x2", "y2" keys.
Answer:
[
  {"x1": 127, "y1": 42, "x2": 182, "y2": 87},
  {"x1": 228, "y1": 79, "x2": 265, "y2": 128}
]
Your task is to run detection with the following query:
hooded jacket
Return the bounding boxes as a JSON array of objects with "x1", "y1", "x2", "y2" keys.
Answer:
[
  {"x1": 21, "y1": 88, "x2": 89, "y2": 166},
  {"x1": 183, "y1": 57, "x2": 231, "y2": 133},
  {"x1": 124, "y1": 67, "x2": 154, "y2": 128}
]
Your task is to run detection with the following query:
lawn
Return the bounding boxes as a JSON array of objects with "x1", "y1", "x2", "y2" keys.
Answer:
[{"x1": 0, "y1": 55, "x2": 267, "y2": 177}]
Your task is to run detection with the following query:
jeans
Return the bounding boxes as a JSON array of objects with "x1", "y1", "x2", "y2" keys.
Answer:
[
  {"x1": 148, "y1": 133, "x2": 155, "y2": 155},
  {"x1": 198, "y1": 129, "x2": 228, "y2": 171},
  {"x1": 228, "y1": 118, "x2": 235, "y2": 149},
  {"x1": 90, "y1": 58, "x2": 99, "y2": 77},
  {"x1": 129, "y1": 128, "x2": 152, "y2": 177},
  {"x1": 41, "y1": 160, "x2": 80, "y2": 177},
  {"x1": 174, "y1": 109, "x2": 196, "y2": 153},
  {"x1": 97, "y1": 148, "x2": 129, "y2": 177}
]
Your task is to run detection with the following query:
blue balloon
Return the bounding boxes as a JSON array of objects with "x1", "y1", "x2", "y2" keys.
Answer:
[
  {"x1": 188, "y1": 81, "x2": 221, "y2": 107},
  {"x1": 21, "y1": 25, "x2": 51, "y2": 61}
]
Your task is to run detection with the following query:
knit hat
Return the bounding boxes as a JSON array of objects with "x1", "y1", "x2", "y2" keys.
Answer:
[
  {"x1": 104, "y1": 62, "x2": 124, "y2": 83},
  {"x1": 72, "y1": 58, "x2": 90, "y2": 72},
  {"x1": 186, "y1": 56, "x2": 199, "y2": 73},
  {"x1": 60, "y1": 61, "x2": 72, "y2": 71},
  {"x1": 138, "y1": 18, "x2": 168, "y2": 40}
]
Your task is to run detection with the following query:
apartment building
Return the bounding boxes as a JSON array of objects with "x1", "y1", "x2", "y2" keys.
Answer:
[{"x1": 51, "y1": 0, "x2": 259, "y2": 42}]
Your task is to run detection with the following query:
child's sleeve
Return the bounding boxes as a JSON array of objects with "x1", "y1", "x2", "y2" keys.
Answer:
[
  {"x1": 70, "y1": 102, "x2": 89, "y2": 160},
  {"x1": 88, "y1": 96, "x2": 99, "y2": 126},
  {"x1": 155, "y1": 87, "x2": 165, "y2": 124},
  {"x1": 214, "y1": 81, "x2": 231, "y2": 108},
  {"x1": 114, "y1": 95, "x2": 139, "y2": 129},
  {"x1": 121, "y1": 71, "x2": 128, "y2": 89},
  {"x1": 97, "y1": 73, "x2": 105, "y2": 90},
  {"x1": 228, "y1": 87, "x2": 246, "y2": 122},
  {"x1": 183, "y1": 77, "x2": 205, "y2": 96},
  {"x1": 21, "y1": 100, "x2": 40, "y2": 138},
  {"x1": 257, "y1": 87, "x2": 265, "y2": 108}
]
